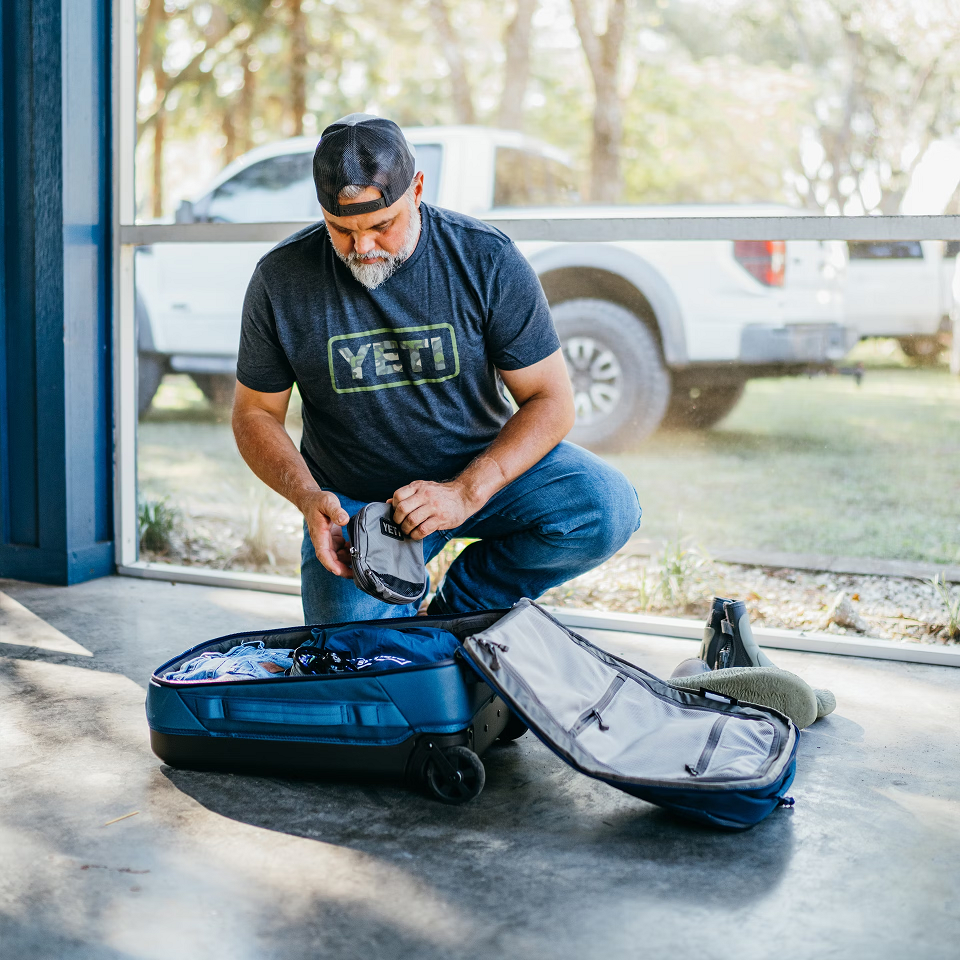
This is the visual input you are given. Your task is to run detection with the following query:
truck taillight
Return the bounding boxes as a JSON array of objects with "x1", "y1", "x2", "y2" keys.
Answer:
[{"x1": 734, "y1": 240, "x2": 786, "y2": 287}]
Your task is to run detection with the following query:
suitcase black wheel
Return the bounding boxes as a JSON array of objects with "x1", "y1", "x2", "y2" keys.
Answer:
[
  {"x1": 498, "y1": 711, "x2": 528, "y2": 742},
  {"x1": 424, "y1": 744, "x2": 485, "y2": 804}
]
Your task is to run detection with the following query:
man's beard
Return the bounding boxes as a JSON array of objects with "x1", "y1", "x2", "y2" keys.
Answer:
[{"x1": 329, "y1": 200, "x2": 421, "y2": 290}]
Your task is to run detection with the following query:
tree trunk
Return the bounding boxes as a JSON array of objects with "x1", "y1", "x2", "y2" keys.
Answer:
[
  {"x1": 498, "y1": 0, "x2": 538, "y2": 130},
  {"x1": 591, "y1": 80, "x2": 621, "y2": 201},
  {"x1": 222, "y1": 109, "x2": 238, "y2": 165},
  {"x1": 152, "y1": 105, "x2": 165, "y2": 219},
  {"x1": 428, "y1": 0, "x2": 476, "y2": 124},
  {"x1": 240, "y1": 48, "x2": 257, "y2": 155},
  {"x1": 569, "y1": 0, "x2": 627, "y2": 203},
  {"x1": 150, "y1": 34, "x2": 169, "y2": 220},
  {"x1": 289, "y1": 0, "x2": 307, "y2": 136},
  {"x1": 137, "y1": 0, "x2": 165, "y2": 96}
]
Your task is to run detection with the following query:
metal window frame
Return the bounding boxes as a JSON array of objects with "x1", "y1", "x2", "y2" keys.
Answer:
[
  {"x1": 111, "y1": 0, "x2": 960, "y2": 667},
  {"x1": 112, "y1": 0, "x2": 139, "y2": 570},
  {"x1": 119, "y1": 215, "x2": 960, "y2": 245}
]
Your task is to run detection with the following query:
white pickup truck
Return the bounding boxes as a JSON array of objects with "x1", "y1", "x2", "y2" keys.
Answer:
[
  {"x1": 137, "y1": 125, "x2": 851, "y2": 450},
  {"x1": 845, "y1": 240, "x2": 955, "y2": 362}
]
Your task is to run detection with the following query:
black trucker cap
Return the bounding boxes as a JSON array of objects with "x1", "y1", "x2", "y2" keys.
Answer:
[{"x1": 313, "y1": 113, "x2": 416, "y2": 217}]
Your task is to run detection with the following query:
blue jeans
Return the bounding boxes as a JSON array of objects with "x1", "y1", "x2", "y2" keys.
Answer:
[{"x1": 300, "y1": 441, "x2": 641, "y2": 625}]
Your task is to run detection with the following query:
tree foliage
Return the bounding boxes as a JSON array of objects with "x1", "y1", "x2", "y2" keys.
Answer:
[{"x1": 136, "y1": 0, "x2": 960, "y2": 216}]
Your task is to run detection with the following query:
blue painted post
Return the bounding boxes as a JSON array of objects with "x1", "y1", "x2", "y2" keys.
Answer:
[{"x1": 0, "y1": 0, "x2": 113, "y2": 584}]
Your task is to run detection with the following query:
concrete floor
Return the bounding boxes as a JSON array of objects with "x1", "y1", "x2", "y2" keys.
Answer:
[{"x1": 1, "y1": 576, "x2": 958, "y2": 960}]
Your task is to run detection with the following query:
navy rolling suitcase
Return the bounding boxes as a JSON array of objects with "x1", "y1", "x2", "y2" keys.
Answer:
[
  {"x1": 147, "y1": 609, "x2": 521, "y2": 804},
  {"x1": 147, "y1": 600, "x2": 798, "y2": 825}
]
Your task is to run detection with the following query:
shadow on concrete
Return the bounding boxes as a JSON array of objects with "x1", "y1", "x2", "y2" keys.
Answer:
[
  {"x1": 0, "y1": 919, "x2": 143, "y2": 960},
  {"x1": 162, "y1": 735, "x2": 797, "y2": 911}
]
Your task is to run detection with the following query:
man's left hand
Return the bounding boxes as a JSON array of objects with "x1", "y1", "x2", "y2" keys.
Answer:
[{"x1": 390, "y1": 480, "x2": 477, "y2": 541}]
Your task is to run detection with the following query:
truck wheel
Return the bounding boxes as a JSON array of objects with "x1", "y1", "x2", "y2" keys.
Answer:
[
  {"x1": 898, "y1": 336, "x2": 942, "y2": 365},
  {"x1": 663, "y1": 381, "x2": 746, "y2": 430},
  {"x1": 552, "y1": 299, "x2": 670, "y2": 452},
  {"x1": 138, "y1": 352, "x2": 167, "y2": 419},
  {"x1": 192, "y1": 373, "x2": 237, "y2": 408}
]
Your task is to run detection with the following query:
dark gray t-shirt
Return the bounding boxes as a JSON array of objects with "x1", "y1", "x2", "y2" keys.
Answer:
[{"x1": 237, "y1": 203, "x2": 560, "y2": 503}]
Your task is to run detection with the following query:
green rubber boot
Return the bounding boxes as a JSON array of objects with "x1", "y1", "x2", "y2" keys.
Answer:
[
  {"x1": 719, "y1": 599, "x2": 775, "y2": 668},
  {"x1": 698, "y1": 596, "x2": 734, "y2": 667}
]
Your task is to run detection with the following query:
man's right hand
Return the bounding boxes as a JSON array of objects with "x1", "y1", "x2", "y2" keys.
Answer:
[{"x1": 300, "y1": 491, "x2": 353, "y2": 578}]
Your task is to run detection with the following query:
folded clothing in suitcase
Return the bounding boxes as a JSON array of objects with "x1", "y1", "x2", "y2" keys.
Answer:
[{"x1": 461, "y1": 600, "x2": 799, "y2": 829}]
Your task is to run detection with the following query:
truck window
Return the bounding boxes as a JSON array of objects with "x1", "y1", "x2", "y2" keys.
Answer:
[
  {"x1": 944, "y1": 240, "x2": 960, "y2": 258},
  {"x1": 204, "y1": 146, "x2": 441, "y2": 221},
  {"x1": 493, "y1": 147, "x2": 580, "y2": 207},
  {"x1": 414, "y1": 144, "x2": 442, "y2": 205},
  {"x1": 206, "y1": 153, "x2": 321, "y2": 222},
  {"x1": 847, "y1": 241, "x2": 923, "y2": 260}
]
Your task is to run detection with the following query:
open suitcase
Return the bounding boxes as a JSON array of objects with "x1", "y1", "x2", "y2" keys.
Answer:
[
  {"x1": 147, "y1": 599, "x2": 799, "y2": 827},
  {"x1": 147, "y1": 607, "x2": 519, "y2": 804}
]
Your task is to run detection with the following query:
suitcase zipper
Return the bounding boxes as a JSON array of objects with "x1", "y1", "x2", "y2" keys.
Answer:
[
  {"x1": 569, "y1": 674, "x2": 626, "y2": 736},
  {"x1": 685, "y1": 715, "x2": 729, "y2": 777},
  {"x1": 474, "y1": 637, "x2": 509, "y2": 670}
]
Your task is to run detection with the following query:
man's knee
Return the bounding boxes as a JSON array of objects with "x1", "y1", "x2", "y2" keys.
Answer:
[
  {"x1": 539, "y1": 447, "x2": 640, "y2": 561},
  {"x1": 577, "y1": 463, "x2": 641, "y2": 559}
]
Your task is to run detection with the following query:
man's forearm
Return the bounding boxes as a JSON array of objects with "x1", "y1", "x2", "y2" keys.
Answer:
[
  {"x1": 233, "y1": 409, "x2": 320, "y2": 513},
  {"x1": 454, "y1": 392, "x2": 572, "y2": 511}
]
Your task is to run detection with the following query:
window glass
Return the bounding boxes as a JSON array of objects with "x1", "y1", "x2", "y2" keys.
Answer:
[
  {"x1": 494, "y1": 147, "x2": 579, "y2": 207},
  {"x1": 130, "y1": 1, "x2": 960, "y2": 611},
  {"x1": 204, "y1": 154, "x2": 321, "y2": 223},
  {"x1": 545, "y1": 158, "x2": 581, "y2": 205}
]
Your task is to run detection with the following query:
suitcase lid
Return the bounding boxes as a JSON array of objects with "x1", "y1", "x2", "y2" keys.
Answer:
[{"x1": 461, "y1": 599, "x2": 799, "y2": 826}]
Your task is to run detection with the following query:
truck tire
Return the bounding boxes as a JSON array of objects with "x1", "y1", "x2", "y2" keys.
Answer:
[
  {"x1": 138, "y1": 352, "x2": 166, "y2": 419},
  {"x1": 663, "y1": 381, "x2": 746, "y2": 430},
  {"x1": 898, "y1": 335, "x2": 942, "y2": 365},
  {"x1": 192, "y1": 373, "x2": 237, "y2": 409},
  {"x1": 552, "y1": 298, "x2": 670, "y2": 452}
]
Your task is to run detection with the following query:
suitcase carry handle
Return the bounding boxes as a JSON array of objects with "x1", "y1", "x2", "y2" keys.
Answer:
[{"x1": 186, "y1": 696, "x2": 406, "y2": 728}]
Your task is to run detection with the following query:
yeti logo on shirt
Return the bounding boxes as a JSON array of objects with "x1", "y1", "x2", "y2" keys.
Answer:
[{"x1": 328, "y1": 323, "x2": 459, "y2": 394}]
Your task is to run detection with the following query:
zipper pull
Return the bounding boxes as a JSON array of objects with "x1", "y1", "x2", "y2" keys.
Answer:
[
  {"x1": 476, "y1": 638, "x2": 509, "y2": 670},
  {"x1": 594, "y1": 709, "x2": 609, "y2": 732}
]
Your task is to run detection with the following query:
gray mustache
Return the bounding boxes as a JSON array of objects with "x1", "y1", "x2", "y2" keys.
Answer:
[{"x1": 346, "y1": 250, "x2": 391, "y2": 263}]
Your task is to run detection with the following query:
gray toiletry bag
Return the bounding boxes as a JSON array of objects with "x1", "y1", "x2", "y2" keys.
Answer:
[{"x1": 347, "y1": 502, "x2": 428, "y2": 605}]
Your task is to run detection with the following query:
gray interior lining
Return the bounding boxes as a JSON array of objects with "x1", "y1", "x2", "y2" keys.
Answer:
[{"x1": 467, "y1": 600, "x2": 788, "y2": 787}]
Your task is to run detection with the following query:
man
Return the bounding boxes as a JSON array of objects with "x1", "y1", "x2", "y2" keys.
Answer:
[{"x1": 233, "y1": 113, "x2": 640, "y2": 624}]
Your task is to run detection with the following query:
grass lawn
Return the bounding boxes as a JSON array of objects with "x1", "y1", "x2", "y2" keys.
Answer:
[
  {"x1": 137, "y1": 378, "x2": 306, "y2": 573},
  {"x1": 138, "y1": 353, "x2": 960, "y2": 571},
  {"x1": 610, "y1": 363, "x2": 960, "y2": 564}
]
